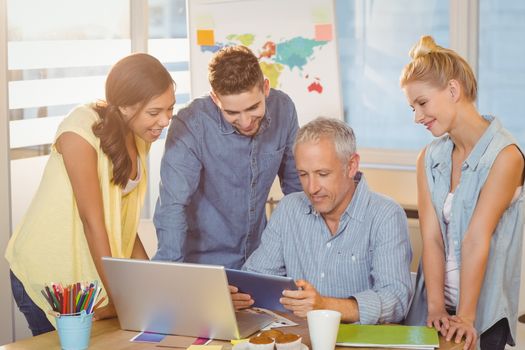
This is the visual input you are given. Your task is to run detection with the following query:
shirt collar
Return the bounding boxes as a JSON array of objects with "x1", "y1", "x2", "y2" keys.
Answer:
[
  {"x1": 217, "y1": 104, "x2": 236, "y2": 135},
  {"x1": 463, "y1": 115, "x2": 500, "y2": 170},
  {"x1": 343, "y1": 171, "x2": 369, "y2": 222},
  {"x1": 432, "y1": 115, "x2": 501, "y2": 172}
]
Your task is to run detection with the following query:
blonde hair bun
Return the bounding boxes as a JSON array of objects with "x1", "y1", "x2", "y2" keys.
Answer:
[
  {"x1": 409, "y1": 35, "x2": 441, "y2": 59},
  {"x1": 400, "y1": 35, "x2": 478, "y2": 102}
]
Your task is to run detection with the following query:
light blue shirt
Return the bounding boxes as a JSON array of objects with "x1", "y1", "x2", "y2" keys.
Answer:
[
  {"x1": 153, "y1": 89, "x2": 302, "y2": 268},
  {"x1": 243, "y1": 173, "x2": 413, "y2": 324},
  {"x1": 405, "y1": 116, "x2": 525, "y2": 347}
]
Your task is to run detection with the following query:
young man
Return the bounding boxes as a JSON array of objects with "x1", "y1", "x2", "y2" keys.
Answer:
[
  {"x1": 153, "y1": 46, "x2": 302, "y2": 268},
  {"x1": 232, "y1": 117, "x2": 413, "y2": 324}
]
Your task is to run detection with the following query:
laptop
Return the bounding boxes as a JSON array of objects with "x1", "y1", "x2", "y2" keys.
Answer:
[{"x1": 101, "y1": 257, "x2": 274, "y2": 340}]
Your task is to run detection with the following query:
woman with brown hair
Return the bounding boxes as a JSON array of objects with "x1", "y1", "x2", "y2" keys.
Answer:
[{"x1": 5, "y1": 53, "x2": 176, "y2": 335}]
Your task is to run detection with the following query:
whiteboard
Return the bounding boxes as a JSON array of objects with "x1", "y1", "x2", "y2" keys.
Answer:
[{"x1": 187, "y1": 0, "x2": 343, "y2": 125}]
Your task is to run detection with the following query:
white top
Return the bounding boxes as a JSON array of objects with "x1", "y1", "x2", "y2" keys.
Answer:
[
  {"x1": 443, "y1": 192, "x2": 459, "y2": 308},
  {"x1": 122, "y1": 158, "x2": 142, "y2": 196},
  {"x1": 442, "y1": 186, "x2": 522, "y2": 309}
]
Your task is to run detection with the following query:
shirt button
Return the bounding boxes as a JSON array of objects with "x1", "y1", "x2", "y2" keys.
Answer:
[
  {"x1": 454, "y1": 240, "x2": 458, "y2": 245},
  {"x1": 326, "y1": 242, "x2": 331, "y2": 248},
  {"x1": 320, "y1": 272, "x2": 325, "y2": 278},
  {"x1": 351, "y1": 255, "x2": 356, "y2": 262}
]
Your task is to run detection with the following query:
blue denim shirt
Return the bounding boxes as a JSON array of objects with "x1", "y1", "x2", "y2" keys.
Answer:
[
  {"x1": 244, "y1": 173, "x2": 413, "y2": 324},
  {"x1": 153, "y1": 89, "x2": 302, "y2": 268},
  {"x1": 405, "y1": 116, "x2": 525, "y2": 347}
]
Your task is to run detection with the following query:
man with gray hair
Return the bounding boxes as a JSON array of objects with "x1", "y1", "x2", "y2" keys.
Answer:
[{"x1": 231, "y1": 117, "x2": 412, "y2": 324}]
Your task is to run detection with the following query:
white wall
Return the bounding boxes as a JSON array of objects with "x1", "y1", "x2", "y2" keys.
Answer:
[
  {"x1": 361, "y1": 167, "x2": 417, "y2": 210},
  {"x1": 0, "y1": 0, "x2": 14, "y2": 345}
]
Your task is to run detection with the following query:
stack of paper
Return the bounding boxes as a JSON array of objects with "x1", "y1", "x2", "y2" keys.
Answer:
[{"x1": 336, "y1": 324, "x2": 439, "y2": 349}]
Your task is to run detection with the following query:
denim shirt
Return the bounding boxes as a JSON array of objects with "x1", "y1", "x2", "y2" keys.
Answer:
[
  {"x1": 243, "y1": 173, "x2": 413, "y2": 324},
  {"x1": 153, "y1": 89, "x2": 302, "y2": 268},
  {"x1": 405, "y1": 116, "x2": 525, "y2": 347}
]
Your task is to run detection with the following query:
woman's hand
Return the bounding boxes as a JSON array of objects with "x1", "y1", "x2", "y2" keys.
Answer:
[
  {"x1": 426, "y1": 307, "x2": 451, "y2": 336},
  {"x1": 445, "y1": 315, "x2": 477, "y2": 350},
  {"x1": 93, "y1": 302, "x2": 117, "y2": 321}
]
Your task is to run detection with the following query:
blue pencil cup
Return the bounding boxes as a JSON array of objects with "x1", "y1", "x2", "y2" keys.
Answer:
[{"x1": 55, "y1": 310, "x2": 93, "y2": 350}]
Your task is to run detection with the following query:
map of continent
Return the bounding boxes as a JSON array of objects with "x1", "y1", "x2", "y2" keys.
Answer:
[
  {"x1": 188, "y1": 0, "x2": 342, "y2": 125},
  {"x1": 200, "y1": 34, "x2": 328, "y2": 93}
]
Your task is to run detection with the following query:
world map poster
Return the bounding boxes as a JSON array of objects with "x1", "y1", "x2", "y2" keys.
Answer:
[{"x1": 187, "y1": 0, "x2": 343, "y2": 125}]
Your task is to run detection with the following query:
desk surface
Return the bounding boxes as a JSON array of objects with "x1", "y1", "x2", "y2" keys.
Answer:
[{"x1": 1, "y1": 317, "x2": 464, "y2": 350}]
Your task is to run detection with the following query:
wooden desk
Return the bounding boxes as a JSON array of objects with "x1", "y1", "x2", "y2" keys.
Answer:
[{"x1": 0, "y1": 317, "x2": 464, "y2": 350}]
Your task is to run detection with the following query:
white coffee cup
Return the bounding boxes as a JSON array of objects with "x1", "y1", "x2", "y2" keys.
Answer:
[{"x1": 307, "y1": 309, "x2": 341, "y2": 350}]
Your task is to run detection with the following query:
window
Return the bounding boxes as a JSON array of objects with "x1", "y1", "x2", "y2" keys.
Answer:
[
  {"x1": 478, "y1": 0, "x2": 525, "y2": 145},
  {"x1": 7, "y1": 0, "x2": 131, "y2": 159},
  {"x1": 5, "y1": 0, "x2": 525, "y2": 219},
  {"x1": 5, "y1": 0, "x2": 195, "y2": 224},
  {"x1": 148, "y1": 0, "x2": 191, "y2": 108},
  {"x1": 5, "y1": 0, "x2": 133, "y2": 340},
  {"x1": 335, "y1": 0, "x2": 448, "y2": 152},
  {"x1": 145, "y1": 0, "x2": 191, "y2": 217}
]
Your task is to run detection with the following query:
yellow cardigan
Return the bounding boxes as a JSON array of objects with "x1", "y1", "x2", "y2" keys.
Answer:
[{"x1": 5, "y1": 104, "x2": 149, "y2": 325}]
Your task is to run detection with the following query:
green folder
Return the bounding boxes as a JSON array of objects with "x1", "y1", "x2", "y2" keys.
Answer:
[{"x1": 336, "y1": 324, "x2": 439, "y2": 349}]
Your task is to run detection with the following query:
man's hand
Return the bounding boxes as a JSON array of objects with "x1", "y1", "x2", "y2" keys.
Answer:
[
  {"x1": 280, "y1": 279, "x2": 325, "y2": 317},
  {"x1": 229, "y1": 285, "x2": 254, "y2": 310}
]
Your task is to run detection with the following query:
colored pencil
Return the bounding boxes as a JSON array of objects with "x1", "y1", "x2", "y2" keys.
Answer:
[{"x1": 40, "y1": 280, "x2": 103, "y2": 315}]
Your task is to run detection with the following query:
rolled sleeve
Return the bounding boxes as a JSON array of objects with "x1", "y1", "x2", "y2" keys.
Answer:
[{"x1": 353, "y1": 290, "x2": 382, "y2": 324}]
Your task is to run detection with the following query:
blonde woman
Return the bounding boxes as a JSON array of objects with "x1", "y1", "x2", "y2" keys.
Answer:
[{"x1": 401, "y1": 36, "x2": 524, "y2": 350}]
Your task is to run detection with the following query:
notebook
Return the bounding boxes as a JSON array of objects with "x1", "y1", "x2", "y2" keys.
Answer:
[
  {"x1": 336, "y1": 324, "x2": 439, "y2": 349},
  {"x1": 101, "y1": 257, "x2": 274, "y2": 340}
]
